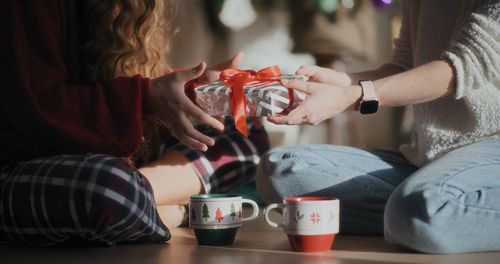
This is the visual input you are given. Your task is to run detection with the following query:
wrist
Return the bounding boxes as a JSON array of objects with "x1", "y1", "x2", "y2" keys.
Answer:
[
  {"x1": 338, "y1": 72, "x2": 353, "y2": 87},
  {"x1": 347, "y1": 73, "x2": 358, "y2": 86},
  {"x1": 345, "y1": 85, "x2": 363, "y2": 111}
]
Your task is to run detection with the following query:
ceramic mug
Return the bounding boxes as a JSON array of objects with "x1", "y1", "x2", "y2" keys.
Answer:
[
  {"x1": 264, "y1": 196, "x2": 339, "y2": 252},
  {"x1": 189, "y1": 194, "x2": 259, "y2": 245}
]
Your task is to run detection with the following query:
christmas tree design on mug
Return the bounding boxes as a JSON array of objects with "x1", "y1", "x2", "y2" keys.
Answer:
[
  {"x1": 189, "y1": 194, "x2": 259, "y2": 246},
  {"x1": 202, "y1": 203, "x2": 210, "y2": 222}
]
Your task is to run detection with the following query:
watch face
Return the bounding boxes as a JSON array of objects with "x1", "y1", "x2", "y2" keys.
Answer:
[{"x1": 360, "y1": 100, "x2": 379, "y2": 114}]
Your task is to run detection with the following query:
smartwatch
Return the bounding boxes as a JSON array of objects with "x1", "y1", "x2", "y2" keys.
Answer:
[{"x1": 357, "y1": 80, "x2": 379, "y2": 114}]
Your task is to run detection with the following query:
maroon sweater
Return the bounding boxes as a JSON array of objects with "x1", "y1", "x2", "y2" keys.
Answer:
[{"x1": 0, "y1": 1, "x2": 153, "y2": 162}]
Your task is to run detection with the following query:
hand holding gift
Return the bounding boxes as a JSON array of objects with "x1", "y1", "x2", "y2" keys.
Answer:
[
  {"x1": 152, "y1": 53, "x2": 245, "y2": 151},
  {"x1": 267, "y1": 66, "x2": 361, "y2": 126},
  {"x1": 151, "y1": 63, "x2": 225, "y2": 152}
]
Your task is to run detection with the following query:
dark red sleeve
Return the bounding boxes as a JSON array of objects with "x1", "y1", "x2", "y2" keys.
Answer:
[{"x1": 1, "y1": 0, "x2": 153, "y2": 157}]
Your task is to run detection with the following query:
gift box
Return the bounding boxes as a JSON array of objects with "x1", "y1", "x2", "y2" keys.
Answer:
[
  {"x1": 191, "y1": 66, "x2": 307, "y2": 137},
  {"x1": 194, "y1": 74, "x2": 307, "y2": 117}
]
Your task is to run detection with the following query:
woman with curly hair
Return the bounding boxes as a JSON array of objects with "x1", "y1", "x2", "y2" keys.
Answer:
[{"x1": 0, "y1": 0, "x2": 269, "y2": 246}]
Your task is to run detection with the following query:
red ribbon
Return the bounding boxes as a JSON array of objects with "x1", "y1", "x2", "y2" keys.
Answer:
[{"x1": 220, "y1": 65, "x2": 293, "y2": 137}]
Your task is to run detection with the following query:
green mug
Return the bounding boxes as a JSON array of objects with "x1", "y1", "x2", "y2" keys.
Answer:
[{"x1": 189, "y1": 194, "x2": 259, "y2": 245}]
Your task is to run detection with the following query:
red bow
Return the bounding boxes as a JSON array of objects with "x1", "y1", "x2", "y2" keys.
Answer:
[{"x1": 220, "y1": 65, "x2": 292, "y2": 137}]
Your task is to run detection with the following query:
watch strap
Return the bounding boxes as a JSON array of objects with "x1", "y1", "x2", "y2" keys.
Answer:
[{"x1": 358, "y1": 80, "x2": 377, "y2": 101}]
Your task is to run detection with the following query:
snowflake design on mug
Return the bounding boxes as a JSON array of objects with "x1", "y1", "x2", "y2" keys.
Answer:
[{"x1": 310, "y1": 212, "x2": 321, "y2": 224}]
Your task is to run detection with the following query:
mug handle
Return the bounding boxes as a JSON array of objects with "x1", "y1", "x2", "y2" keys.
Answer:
[
  {"x1": 241, "y1": 199, "x2": 259, "y2": 222},
  {"x1": 264, "y1": 203, "x2": 284, "y2": 228}
]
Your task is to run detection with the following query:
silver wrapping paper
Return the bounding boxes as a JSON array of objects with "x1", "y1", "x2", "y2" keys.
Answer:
[{"x1": 194, "y1": 74, "x2": 307, "y2": 116}]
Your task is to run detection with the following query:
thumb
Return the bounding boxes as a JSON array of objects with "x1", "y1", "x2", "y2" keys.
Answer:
[
  {"x1": 280, "y1": 79, "x2": 318, "y2": 94},
  {"x1": 176, "y1": 62, "x2": 207, "y2": 83},
  {"x1": 229, "y1": 51, "x2": 245, "y2": 68},
  {"x1": 295, "y1": 65, "x2": 322, "y2": 78},
  {"x1": 214, "y1": 52, "x2": 245, "y2": 70}
]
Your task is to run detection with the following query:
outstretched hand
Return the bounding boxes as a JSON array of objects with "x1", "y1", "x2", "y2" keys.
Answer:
[
  {"x1": 150, "y1": 63, "x2": 224, "y2": 151},
  {"x1": 267, "y1": 79, "x2": 361, "y2": 126}
]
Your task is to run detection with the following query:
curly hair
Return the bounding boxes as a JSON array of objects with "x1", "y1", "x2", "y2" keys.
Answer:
[{"x1": 81, "y1": 0, "x2": 176, "y2": 80}]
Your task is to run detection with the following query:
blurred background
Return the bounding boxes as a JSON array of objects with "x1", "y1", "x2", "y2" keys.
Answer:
[{"x1": 170, "y1": 0, "x2": 412, "y2": 151}]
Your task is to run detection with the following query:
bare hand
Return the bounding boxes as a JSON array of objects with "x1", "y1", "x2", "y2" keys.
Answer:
[
  {"x1": 296, "y1": 65, "x2": 352, "y2": 87},
  {"x1": 267, "y1": 79, "x2": 361, "y2": 126},
  {"x1": 150, "y1": 63, "x2": 224, "y2": 151}
]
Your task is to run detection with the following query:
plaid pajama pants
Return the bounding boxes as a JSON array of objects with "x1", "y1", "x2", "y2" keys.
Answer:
[{"x1": 0, "y1": 119, "x2": 269, "y2": 246}]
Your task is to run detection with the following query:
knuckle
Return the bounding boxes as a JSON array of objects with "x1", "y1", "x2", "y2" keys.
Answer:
[
  {"x1": 180, "y1": 137, "x2": 197, "y2": 148},
  {"x1": 304, "y1": 65, "x2": 315, "y2": 72},
  {"x1": 287, "y1": 80, "x2": 297, "y2": 86},
  {"x1": 304, "y1": 85, "x2": 312, "y2": 92},
  {"x1": 179, "y1": 137, "x2": 190, "y2": 146},
  {"x1": 310, "y1": 118, "x2": 318, "y2": 125},
  {"x1": 171, "y1": 73, "x2": 182, "y2": 83},
  {"x1": 178, "y1": 126, "x2": 191, "y2": 135},
  {"x1": 304, "y1": 115, "x2": 313, "y2": 123},
  {"x1": 200, "y1": 113, "x2": 212, "y2": 122},
  {"x1": 186, "y1": 127, "x2": 200, "y2": 137}
]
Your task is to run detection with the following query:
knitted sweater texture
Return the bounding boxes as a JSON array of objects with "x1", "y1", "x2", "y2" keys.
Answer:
[{"x1": 390, "y1": 0, "x2": 500, "y2": 166}]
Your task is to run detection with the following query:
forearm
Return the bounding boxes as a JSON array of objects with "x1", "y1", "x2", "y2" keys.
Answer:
[
  {"x1": 275, "y1": 60, "x2": 456, "y2": 125},
  {"x1": 348, "y1": 64, "x2": 407, "y2": 85},
  {"x1": 371, "y1": 60, "x2": 455, "y2": 107}
]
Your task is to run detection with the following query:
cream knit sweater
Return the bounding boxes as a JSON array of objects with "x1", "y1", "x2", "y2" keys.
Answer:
[{"x1": 389, "y1": 0, "x2": 500, "y2": 166}]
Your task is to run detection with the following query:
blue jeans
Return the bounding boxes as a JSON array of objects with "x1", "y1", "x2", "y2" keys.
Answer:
[{"x1": 256, "y1": 138, "x2": 500, "y2": 253}]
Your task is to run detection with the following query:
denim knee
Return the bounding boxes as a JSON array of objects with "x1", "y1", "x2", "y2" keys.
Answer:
[
  {"x1": 256, "y1": 148, "x2": 287, "y2": 204},
  {"x1": 257, "y1": 144, "x2": 343, "y2": 204},
  {"x1": 256, "y1": 145, "x2": 313, "y2": 203},
  {"x1": 384, "y1": 181, "x2": 462, "y2": 253}
]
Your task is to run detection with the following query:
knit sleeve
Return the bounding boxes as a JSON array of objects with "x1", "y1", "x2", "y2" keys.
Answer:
[
  {"x1": 1, "y1": 0, "x2": 153, "y2": 157},
  {"x1": 388, "y1": 0, "x2": 413, "y2": 70},
  {"x1": 442, "y1": 0, "x2": 500, "y2": 99}
]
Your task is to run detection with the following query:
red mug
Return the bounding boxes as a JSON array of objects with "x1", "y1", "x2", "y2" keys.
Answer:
[{"x1": 264, "y1": 197, "x2": 339, "y2": 252}]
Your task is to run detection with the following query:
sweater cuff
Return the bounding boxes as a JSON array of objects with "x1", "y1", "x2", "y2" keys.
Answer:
[
  {"x1": 442, "y1": 51, "x2": 466, "y2": 99},
  {"x1": 441, "y1": 11, "x2": 500, "y2": 99},
  {"x1": 141, "y1": 77, "x2": 154, "y2": 119}
]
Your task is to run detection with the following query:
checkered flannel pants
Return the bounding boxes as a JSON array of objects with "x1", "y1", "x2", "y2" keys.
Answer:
[{"x1": 0, "y1": 119, "x2": 269, "y2": 246}]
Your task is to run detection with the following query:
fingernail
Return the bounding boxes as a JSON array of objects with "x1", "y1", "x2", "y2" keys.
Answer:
[{"x1": 280, "y1": 78, "x2": 289, "y2": 85}]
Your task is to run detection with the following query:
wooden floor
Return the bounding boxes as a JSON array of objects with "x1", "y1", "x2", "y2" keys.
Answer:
[{"x1": 1, "y1": 211, "x2": 499, "y2": 264}]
